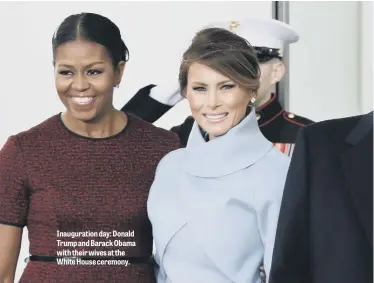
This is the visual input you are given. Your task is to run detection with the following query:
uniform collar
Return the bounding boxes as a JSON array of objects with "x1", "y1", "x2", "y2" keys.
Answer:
[
  {"x1": 255, "y1": 93, "x2": 284, "y2": 127},
  {"x1": 184, "y1": 107, "x2": 273, "y2": 177}
]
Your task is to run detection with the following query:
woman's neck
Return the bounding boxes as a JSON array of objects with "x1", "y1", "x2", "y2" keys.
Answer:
[{"x1": 62, "y1": 109, "x2": 128, "y2": 139}]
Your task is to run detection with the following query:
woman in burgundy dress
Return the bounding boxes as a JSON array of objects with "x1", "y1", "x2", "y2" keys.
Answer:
[{"x1": 0, "y1": 13, "x2": 179, "y2": 283}]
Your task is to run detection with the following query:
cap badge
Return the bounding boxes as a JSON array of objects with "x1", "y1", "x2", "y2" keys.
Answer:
[{"x1": 229, "y1": 20, "x2": 240, "y2": 32}]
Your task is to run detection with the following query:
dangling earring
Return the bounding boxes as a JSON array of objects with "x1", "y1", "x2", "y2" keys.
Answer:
[{"x1": 246, "y1": 96, "x2": 256, "y2": 116}]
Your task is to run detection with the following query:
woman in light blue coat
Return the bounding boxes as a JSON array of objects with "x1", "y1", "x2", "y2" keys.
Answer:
[{"x1": 147, "y1": 27, "x2": 290, "y2": 283}]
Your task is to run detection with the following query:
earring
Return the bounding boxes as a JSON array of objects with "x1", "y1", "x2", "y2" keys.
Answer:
[{"x1": 250, "y1": 97, "x2": 256, "y2": 104}]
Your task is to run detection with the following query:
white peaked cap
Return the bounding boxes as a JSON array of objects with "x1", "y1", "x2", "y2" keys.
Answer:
[{"x1": 206, "y1": 18, "x2": 299, "y2": 50}]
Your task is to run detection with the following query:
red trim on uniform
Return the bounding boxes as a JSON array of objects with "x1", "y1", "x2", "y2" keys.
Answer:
[
  {"x1": 260, "y1": 110, "x2": 284, "y2": 127},
  {"x1": 283, "y1": 112, "x2": 307, "y2": 126},
  {"x1": 257, "y1": 93, "x2": 277, "y2": 111}
]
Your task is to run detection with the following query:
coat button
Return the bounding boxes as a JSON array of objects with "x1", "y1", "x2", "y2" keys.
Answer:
[{"x1": 287, "y1": 113, "x2": 295, "y2": 119}]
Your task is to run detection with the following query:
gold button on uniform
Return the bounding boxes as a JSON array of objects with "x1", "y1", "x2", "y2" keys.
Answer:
[{"x1": 288, "y1": 113, "x2": 295, "y2": 119}]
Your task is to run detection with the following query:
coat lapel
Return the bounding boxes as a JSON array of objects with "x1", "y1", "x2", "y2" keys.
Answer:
[{"x1": 341, "y1": 112, "x2": 373, "y2": 246}]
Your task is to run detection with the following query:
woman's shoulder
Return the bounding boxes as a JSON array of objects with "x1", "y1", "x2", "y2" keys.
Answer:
[
  {"x1": 128, "y1": 113, "x2": 181, "y2": 147},
  {"x1": 10, "y1": 114, "x2": 61, "y2": 143},
  {"x1": 0, "y1": 114, "x2": 61, "y2": 162},
  {"x1": 261, "y1": 148, "x2": 290, "y2": 187},
  {"x1": 159, "y1": 147, "x2": 185, "y2": 166},
  {"x1": 267, "y1": 147, "x2": 291, "y2": 168},
  {"x1": 154, "y1": 142, "x2": 185, "y2": 175}
]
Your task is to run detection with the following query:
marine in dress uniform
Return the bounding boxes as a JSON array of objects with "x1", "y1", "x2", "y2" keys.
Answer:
[{"x1": 121, "y1": 18, "x2": 314, "y2": 156}]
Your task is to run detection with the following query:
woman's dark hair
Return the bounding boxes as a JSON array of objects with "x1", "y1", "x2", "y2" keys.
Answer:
[
  {"x1": 52, "y1": 12, "x2": 129, "y2": 68},
  {"x1": 179, "y1": 27, "x2": 260, "y2": 94}
]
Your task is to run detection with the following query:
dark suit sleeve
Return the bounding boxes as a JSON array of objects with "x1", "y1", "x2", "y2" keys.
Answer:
[
  {"x1": 120, "y1": 84, "x2": 173, "y2": 123},
  {"x1": 170, "y1": 117, "x2": 195, "y2": 148},
  {"x1": 170, "y1": 123, "x2": 184, "y2": 139},
  {"x1": 269, "y1": 127, "x2": 311, "y2": 283}
]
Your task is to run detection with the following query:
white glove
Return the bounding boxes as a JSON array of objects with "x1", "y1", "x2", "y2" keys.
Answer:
[{"x1": 149, "y1": 83, "x2": 184, "y2": 106}]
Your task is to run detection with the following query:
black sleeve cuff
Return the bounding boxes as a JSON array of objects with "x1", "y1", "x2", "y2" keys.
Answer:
[{"x1": 0, "y1": 220, "x2": 25, "y2": 228}]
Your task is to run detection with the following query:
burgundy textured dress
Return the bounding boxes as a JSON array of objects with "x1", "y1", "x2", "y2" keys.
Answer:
[{"x1": 0, "y1": 113, "x2": 180, "y2": 283}]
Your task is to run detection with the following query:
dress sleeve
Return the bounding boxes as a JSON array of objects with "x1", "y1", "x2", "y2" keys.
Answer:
[{"x1": 0, "y1": 136, "x2": 29, "y2": 228}]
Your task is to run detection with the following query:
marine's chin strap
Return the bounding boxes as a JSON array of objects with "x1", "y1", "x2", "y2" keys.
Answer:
[{"x1": 198, "y1": 106, "x2": 253, "y2": 142}]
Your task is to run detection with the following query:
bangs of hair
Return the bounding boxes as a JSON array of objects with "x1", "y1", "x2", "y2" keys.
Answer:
[{"x1": 180, "y1": 41, "x2": 261, "y2": 92}]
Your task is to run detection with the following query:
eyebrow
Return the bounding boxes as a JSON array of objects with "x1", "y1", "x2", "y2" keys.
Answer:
[
  {"x1": 57, "y1": 61, "x2": 106, "y2": 68},
  {"x1": 191, "y1": 80, "x2": 233, "y2": 86}
]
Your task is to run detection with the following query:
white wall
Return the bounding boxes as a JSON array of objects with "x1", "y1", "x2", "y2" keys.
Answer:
[
  {"x1": 288, "y1": 1, "x2": 373, "y2": 121},
  {"x1": 359, "y1": 1, "x2": 373, "y2": 113},
  {"x1": 0, "y1": 2, "x2": 273, "y2": 281}
]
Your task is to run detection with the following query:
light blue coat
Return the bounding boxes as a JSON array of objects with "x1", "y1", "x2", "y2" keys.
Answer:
[{"x1": 147, "y1": 108, "x2": 290, "y2": 283}]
